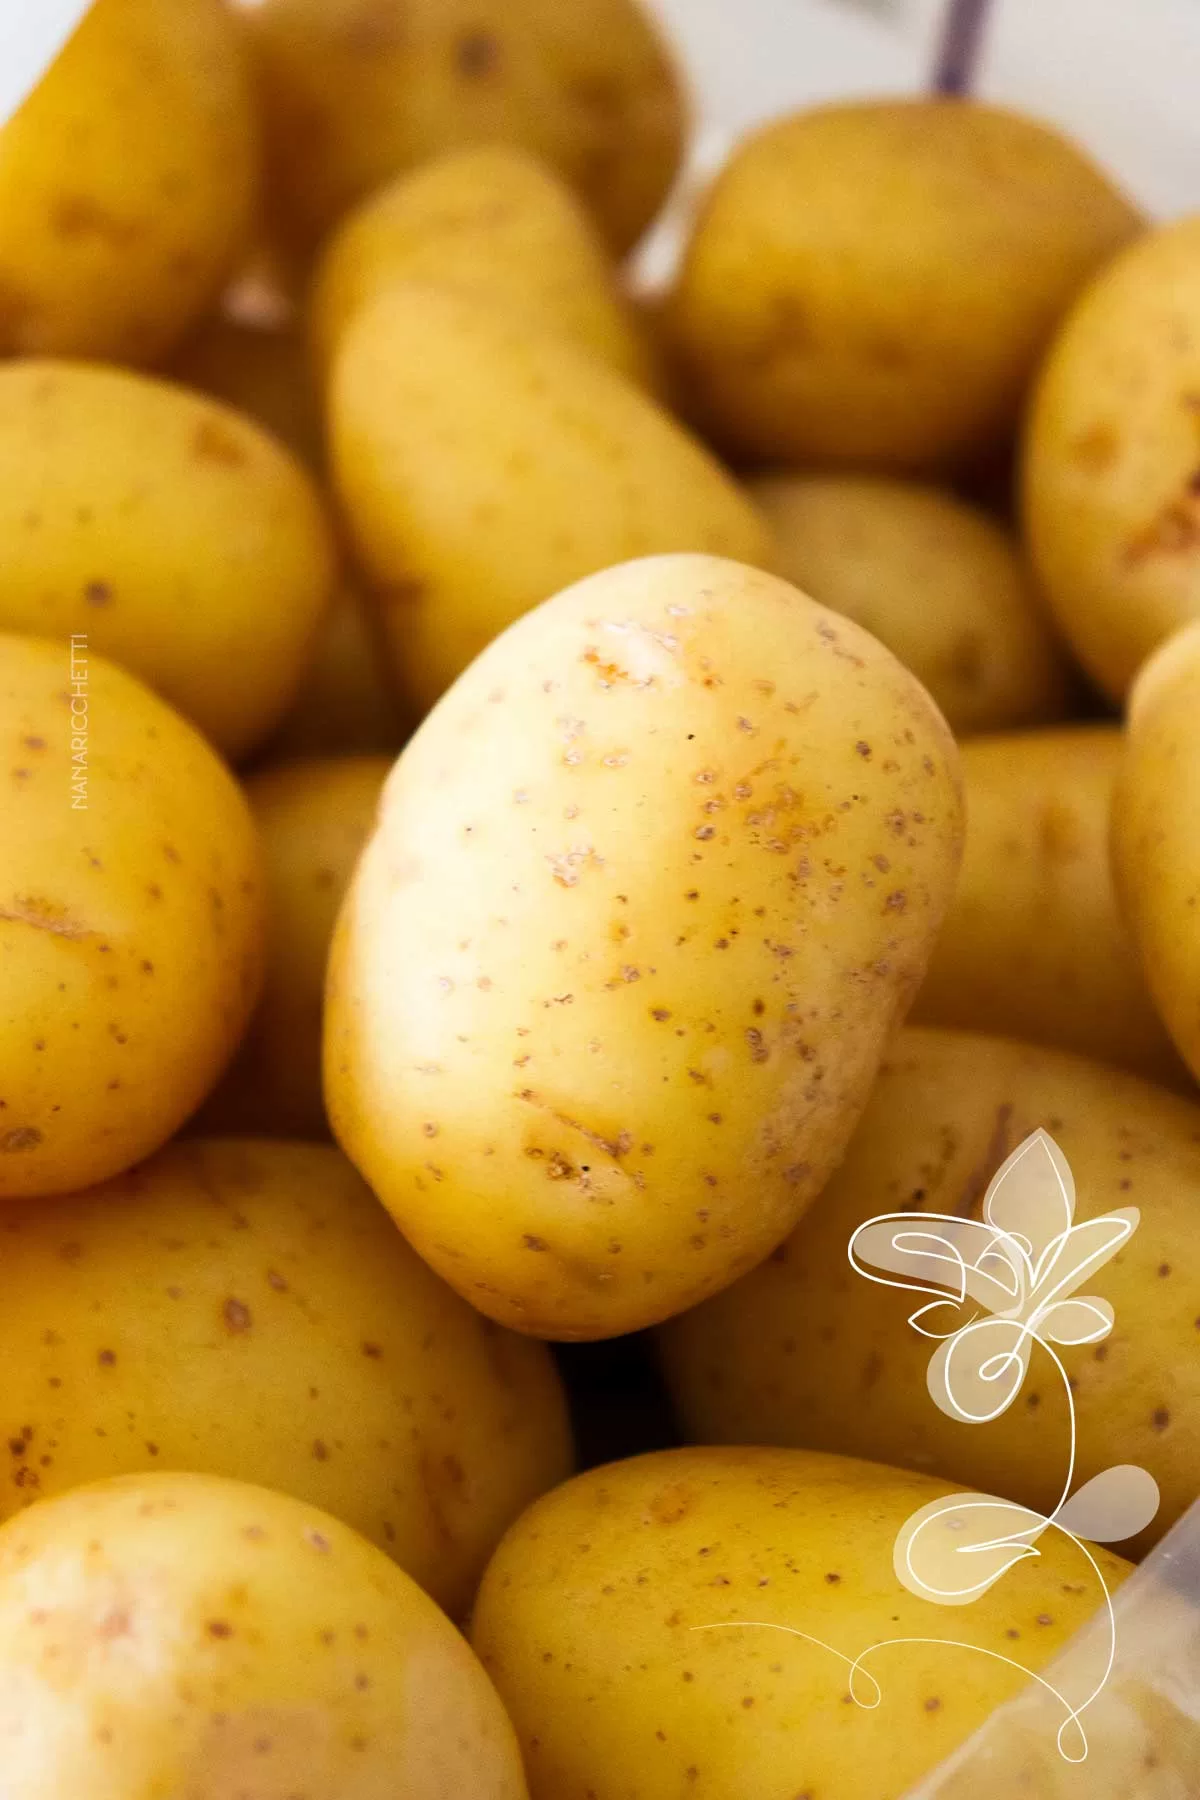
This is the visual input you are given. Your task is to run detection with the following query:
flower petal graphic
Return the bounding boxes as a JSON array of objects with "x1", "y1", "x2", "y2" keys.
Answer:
[
  {"x1": 984, "y1": 1129, "x2": 1074, "y2": 1269},
  {"x1": 894, "y1": 1492, "x2": 1045, "y2": 1606},
  {"x1": 928, "y1": 1316, "x2": 1033, "y2": 1424},
  {"x1": 1054, "y1": 1466, "x2": 1161, "y2": 1543},
  {"x1": 1037, "y1": 1295, "x2": 1114, "y2": 1346}
]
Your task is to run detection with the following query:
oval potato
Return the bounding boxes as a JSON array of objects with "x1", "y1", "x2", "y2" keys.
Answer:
[
  {"x1": 0, "y1": 1472, "x2": 528, "y2": 1799},
  {"x1": 0, "y1": 0, "x2": 257, "y2": 363},
  {"x1": 471, "y1": 1446, "x2": 1128, "y2": 1800},
  {"x1": 668, "y1": 99, "x2": 1139, "y2": 470},
  {"x1": 0, "y1": 635, "x2": 264, "y2": 1200},
  {"x1": 325, "y1": 555, "x2": 964, "y2": 1339}
]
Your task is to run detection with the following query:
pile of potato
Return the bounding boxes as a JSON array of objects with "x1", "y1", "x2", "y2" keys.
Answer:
[{"x1": 0, "y1": 0, "x2": 1198, "y2": 1794}]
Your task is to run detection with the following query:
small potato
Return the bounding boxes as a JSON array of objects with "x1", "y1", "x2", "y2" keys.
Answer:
[
  {"x1": 660, "y1": 1028, "x2": 1200, "y2": 1557},
  {"x1": 668, "y1": 99, "x2": 1139, "y2": 470},
  {"x1": 0, "y1": 0, "x2": 257, "y2": 363},
  {"x1": 0, "y1": 1138, "x2": 571, "y2": 1615},
  {"x1": 749, "y1": 474, "x2": 1072, "y2": 735},
  {"x1": 268, "y1": 583, "x2": 408, "y2": 758},
  {"x1": 471, "y1": 1447, "x2": 1128, "y2": 1800},
  {"x1": 172, "y1": 309, "x2": 324, "y2": 470},
  {"x1": 331, "y1": 284, "x2": 772, "y2": 714},
  {"x1": 0, "y1": 1473, "x2": 529, "y2": 1800},
  {"x1": 205, "y1": 757, "x2": 391, "y2": 1138},
  {"x1": 310, "y1": 146, "x2": 657, "y2": 390},
  {"x1": 1024, "y1": 215, "x2": 1200, "y2": 700},
  {"x1": 1113, "y1": 621, "x2": 1200, "y2": 1081},
  {"x1": 0, "y1": 635, "x2": 264, "y2": 1199},
  {"x1": 240, "y1": 0, "x2": 685, "y2": 255},
  {"x1": 912, "y1": 726, "x2": 1184, "y2": 1085},
  {"x1": 325, "y1": 555, "x2": 963, "y2": 1339},
  {"x1": 0, "y1": 361, "x2": 335, "y2": 761}
]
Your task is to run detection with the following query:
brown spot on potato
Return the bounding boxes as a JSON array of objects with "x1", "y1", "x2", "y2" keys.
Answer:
[
  {"x1": 1069, "y1": 422, "x2": 1119, "y2": 472},
  {"x1": 192, "y1": 419, "x2": 247, "y2": 467},
  {"x1": 223, "y1": 1298, "x2": 252, "y2": 1333},
  {"x1": 456, "y1": 29, "x2": 501, "y2": 76},
  {"x1": 0, "y1": 1127, "x2": 42, "y2": 1153},
  {"x1": 1152, "y1": 1407, "x2": 1171, "y2": 1431},
  {"x1": 205, "y1": 1619, "x2": 233, "y2": 1639},
  {"x1": 84, "y1": 581, "x2": 112, "y2": 607}
]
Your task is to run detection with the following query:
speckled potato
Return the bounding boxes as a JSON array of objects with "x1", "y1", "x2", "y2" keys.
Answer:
[
  {"x1": 912, "y1": 727, "x2": 1184, "y2": 1084},
  {"x1": 1024, "y1": 215, "x2": 1200, "y2": 700},
  {"x1": 749, "y1": 474, "x2": 1072, "y2": 735},
  {"x1": 240, "y1": 0, "x2": 684, "y2": 254},
  {"x1": 325, "y1": 554, "x2": 964, "y2": 1339},
  {"x1": 668, "y1": 99, "x2": 1139, "y2": 470},
  {"x1": 172, "y1": 308, "x2": 324, "y2": 470},
  {"x1": 0, "y1": 1138, "x2": 571, "y2": 1614},
  {"x1": 0, "y1": 636, "x2": 264, "y2": 1200},
  {"x1": 0, "y1": 361, "x2": 335, "y2": 761},
  {"x1": 661, "y1": 1029, "x2": 1200, "y2": 1558},
  {"x1": 331, "y1": 285, "x2": 772, "y2": 714},
  {"x1": 1113, "y1": 622, "x2": 1200, "y2": 1081},
  {"x1": 0, "y1": 1472, "x2": 529, "y2": 1800},
  {"x1": 471, "y1": 1447, "x2": 1128, "y2": 1800},
  {"x1": 205, "y1": 759, "x2": 391, "y2": 1138},
  {"x1": 0, "y1": 0, "x2": 257, "y2": 363},
  {"x1": 310, "y1": 146, "x2": 656, "y2": 390},
  {"x1": 268, "y1": 583, "x2": 408, "y2": 759}
]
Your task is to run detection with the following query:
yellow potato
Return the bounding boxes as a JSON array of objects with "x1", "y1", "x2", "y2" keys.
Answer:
[
  {"x1": 0, "y1": 361, "x2": 335, "y2": 762},
  {"x1": 668, "y1": 99, "x2": 1139, "y2": 470},
  {"x1": 325, "y1": 554, "x2": 963, "y2": 1339},
  {"x1": 204, "y1": 758, "x2": 391, "y2": 1138},
  {"x1": 749, "y1": 474, "x2": 1072, "y2": 735},
  {"x1": 0, "y1": 636, "x2": 264, "y2": 1200},
  {"x1": 471, "y1": 1446, "x2": 1128, "y2": 1800},
  {"x1": 1113, "y1": 621, "x2": 1200, "y2": 1081},
  {"x1": 0, "y1": 1472, "x2": 529, "y2": 1799},
  {"x1": 310, "y1": 146, "x2": 657, "y2": 390},
  {"x1": 0, "y1": 1138, "x2": 571, "y2": 1615},
  {"x1": 267, "y1": 582, "x2": 409, "y2": 759},
  {"x1": 912, "y1": 726, "x2": 1184, "y2": 1085},
  {"x1": 0, "y1": 0, "x2": 257, "y2": 363},
  {"x1": 330, "y1": 284, "x2": 772, "y2": 714},
  {"x1": 172, "y1": 309, "x2": 324, "y2": 471},
  {"x1": 1024, "y1": 215, "x2": 1200, "y2": 700},
  {"x1": 660, "y1": 1028, "x2": 1200, "y2": 1557},
  {"x1": 240, "y1": 0, "x2": 685, "y2": 255}
]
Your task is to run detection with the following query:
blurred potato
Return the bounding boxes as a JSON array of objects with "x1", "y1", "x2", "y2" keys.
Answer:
[
  {"x1": 0, "y1": 0, "x2": 257, "y2": 363},
  {"x1": 749, "y1": 473, "x2": 1072, "y2": 734},
  {"x1": 267, "y1": 581, "x2": 408, "y2": 758},
  {"x1": 668, "y1": 99, "x2": 1140, "y2": 470}
]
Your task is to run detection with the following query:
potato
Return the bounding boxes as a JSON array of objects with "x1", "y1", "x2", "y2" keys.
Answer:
[
  {"x1": 240, "y1": 0, "x2": 685, "y2": 255},
  {"x1": 749, "y1": 474, "x2": 1072, "y2": 735},
  {"x1": 911, "y1": 726, "x2": 1185, "y2": 1085},
  {"x1": 310, "y1": 146, "x2": 657, "y2": 391},
  {"x1": 0, "y1": 635, "x2": 264, "y2": 1200},
  {"x1": 172, "y1": 309, "x2": 324, "y2": 471},
  {"x1": 1113, "y1": 621, "x2": 1200, "y2": 1082},
  {"x1": 660, "y1": 1027, "x2": 1200, "y2": 1557},
  {"x1": 0, "y1": 361, "x2": 335, "y2": 762},
  {"x1": 0, "y1": 1137, "x2": 571, "y2": 1614},
  {"x1": 267, "y1": 583, "x2": 409, "y2": 759},
  {"x1": 325, "y1": 554, "x2": 963, "y2": 1339},
  {"x1": 1024, "y1": 215, "x2": 1200, "y2": 700},
  {"x1": 0, "y1": 1472, "x2": 529, "y2": 1799},
  {"x1": 0, "y1": 0, "x2": 257, "y2": 364},
  {"x1": 471, "y1": 1446, "x2": 1128, "y2": 1800},
  {"x1": 204, "y1": 758, "x2": 391, "y2": 1138},
  {"x1": 668, "y1": 99, "x2": 1140, "y2": 470},
  {"x1": 330, "y1": 284, "x2": 772, "y2": 714}
]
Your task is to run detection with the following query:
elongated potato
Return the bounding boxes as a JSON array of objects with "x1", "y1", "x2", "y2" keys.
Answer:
[
  {"x1": 660, "y1": 1028, "x2": 1200, "y2": 1557},
  {"x1": 325, "y1": 555, "x2": 963, "y2": 1339},
  {"x1": 0, "y1": 636, "x2": 264, "y2": 1199},
  {"x1": 0, "y1": 361, "x2": 335, "y2": 761},
  {"x1": 331, "y1": 283, "x2": 772, "y2": 714},
  {"x1": 471, "y1": 1447, "x2": 1128, "y2": 1800},
  {"x1": 0, "y1": 0, "x2": 257, "y2": 363},
  {"x1": 912, "y1": 726, "x2": 1184, "y2": 1085}
]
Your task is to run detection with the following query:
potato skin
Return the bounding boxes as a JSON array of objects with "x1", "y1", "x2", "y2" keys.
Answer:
[
  {"x1": 471, "y1": 1446, "x2": 1128, "y2": 1800},
  {"x1": 912, "y1": 726, "x2": 1185, "y2": 1085},
  {"x1": 749, "y1": 474, "x2": 1071, "y2": 735},
  {"x1": 0, "y1": 1138, "x2": 571, "y2": 1615},
  {"x1": 325, "y1": 555, "x2": 963, "y2": 1339},
  {"x1": 1113, "y1": 622, "x2": 1200, "y2": 1081},
  {"x1": 661, "y1": 1029, "x2": 1200, "y2": 1559},
  {"x1": 669, "y1": 99, "x2": 1139, "y2": 470},
  {"x1": 1024, "y1": 216, "x2": 1200, "y2": 700},
  {"x1": 0, "y1": 0, "x2": 257, "y2": 363},
  {"x1": 0, "y1": 636, "x2": 265, "y2": 1200},
  {"x1": 331, "y1": 284, "x2": 772, "y2": 715},
  {"x1": 241, "y1": 0, "x2": 685, "y2": 254},
  {"x1": 0, "y1": 1472, "x2": 529, "y2": 1800}
]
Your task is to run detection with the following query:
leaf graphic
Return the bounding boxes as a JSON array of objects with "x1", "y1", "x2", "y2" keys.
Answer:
[
  {"x1": 1037, "y1": 1296, "x2": 1113, "y2": 1346},
  {"x1": 984, "y1": 1129, "x2": 1075, "y2": 1267},
  {"x1": 928, "y1": 1316, "x2": 1032, "y2": 1424},
  {"x1": 1054, "y1": 1466, "x2": 1161, "y2": 1543},
  {"x1": 893, "y1": 1492, "x2": 1045, "y2": 1606},
  {"x1": 849, "y1": 1216, "x2": 1024, "y2": 1315},
  {"x1": 1028, "y1": 1209, "x2": 1139, "y2": 1313}
]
